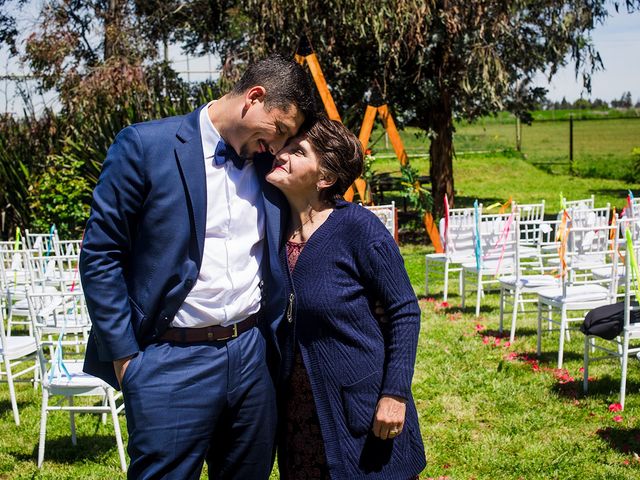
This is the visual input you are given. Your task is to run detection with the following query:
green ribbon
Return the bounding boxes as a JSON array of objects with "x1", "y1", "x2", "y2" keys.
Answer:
[{"x1": 625, "y1": 228, "x2": 640, "y2": 299}]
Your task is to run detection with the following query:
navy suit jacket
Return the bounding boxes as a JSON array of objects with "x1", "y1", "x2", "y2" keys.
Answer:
[{"x1": 80, "y1": 105, "x2": 288, "y2": 389}]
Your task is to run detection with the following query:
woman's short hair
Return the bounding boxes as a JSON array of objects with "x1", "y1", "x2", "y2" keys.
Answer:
[{"x1": 303, "y1": 116, "x2": 363, "y2": 202}]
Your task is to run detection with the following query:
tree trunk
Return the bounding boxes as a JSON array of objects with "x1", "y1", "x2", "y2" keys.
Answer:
[{"x1": 428, "y1": 90, "x2": 455, "y2": 219}]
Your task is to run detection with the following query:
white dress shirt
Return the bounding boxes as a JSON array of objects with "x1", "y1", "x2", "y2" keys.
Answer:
[{"x1": 172, "y1": 102, "x2": 264, "y2": 327}]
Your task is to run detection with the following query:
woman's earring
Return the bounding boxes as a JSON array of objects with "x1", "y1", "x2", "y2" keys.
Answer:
[{"x1": 316, "y1": 185, "x2": 320, "y2": 192}]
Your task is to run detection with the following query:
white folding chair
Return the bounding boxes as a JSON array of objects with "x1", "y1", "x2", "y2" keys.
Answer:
[
  {"x1": 0, "y1": 299, "x2": 38, "y2": 425},
  {"x1": 537, "y1": 221, "x2": 620, "y2": 368},
  {"x1": 26, "y1": 290, "x2": 126, "y2": 471},
  {"x1": 363, "y1": 202, "x2": 398, "y2": 243},
  {"x1": 425, "y1": 205, "x2": 481, "y2": 301},
  {"x1": 517, "y1": 201, "x2": 546, "y2": 271},
  {"x1": 461, "y1": 209, "x2": 519, "y2": 317},
  {"x1": 582, "y1": 232, "x2": 640, "y2": 409}
]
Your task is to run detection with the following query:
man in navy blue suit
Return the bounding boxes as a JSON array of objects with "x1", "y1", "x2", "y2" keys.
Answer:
[{"x1": 80, "y1": 55, "x2": 316, "y2": 479}]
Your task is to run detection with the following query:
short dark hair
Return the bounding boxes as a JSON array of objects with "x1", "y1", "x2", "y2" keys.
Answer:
[
  {"x1": 231, "y1": 54, "x2": 317, "y2": 125},
  {"x1": 303, "y1": 116, "x2": 363, "y2": 202}
]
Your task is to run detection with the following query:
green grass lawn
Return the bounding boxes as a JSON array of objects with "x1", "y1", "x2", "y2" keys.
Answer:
[
  {"x1": 369, "y1": 114, "x2": 640, "y2": 185},
  {"x1": 3, "y1": 253, "x2": 640, "y2": 479}
]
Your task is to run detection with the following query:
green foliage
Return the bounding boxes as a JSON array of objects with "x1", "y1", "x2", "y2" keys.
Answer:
[
  {"x1": 399, "y1": 163, "x2": 433, "y2": 215},
  {"x1": 29, "y1": 156, "x2": 91, "y2": 238}
]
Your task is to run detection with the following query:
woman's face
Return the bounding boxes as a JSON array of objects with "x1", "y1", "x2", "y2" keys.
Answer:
[{"x1": 265, "y1": 135, "x2": 322, "y2": 196}]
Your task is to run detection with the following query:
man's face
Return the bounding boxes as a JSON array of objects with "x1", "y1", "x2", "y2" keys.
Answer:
[{"x1": 234, "y1": 88, "x2": 305, "y2": 160}]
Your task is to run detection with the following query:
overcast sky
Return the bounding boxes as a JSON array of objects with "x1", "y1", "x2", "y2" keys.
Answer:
[{"x1": 1, "y1": 6, "x2": 639, "y2": 114}]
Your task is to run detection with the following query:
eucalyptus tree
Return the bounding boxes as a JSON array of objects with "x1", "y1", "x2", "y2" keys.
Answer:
[{"x1": 204, "y1": 0, "x2": 640, "y2": 216}]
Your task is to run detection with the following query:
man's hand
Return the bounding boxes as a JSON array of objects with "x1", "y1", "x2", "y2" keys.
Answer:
[
  {"x1": 113, "y1": 355, "x2": 135, "y2": 388},
  {"x1": 371, "y1": 395, "x2": 406, "y2": 440}
]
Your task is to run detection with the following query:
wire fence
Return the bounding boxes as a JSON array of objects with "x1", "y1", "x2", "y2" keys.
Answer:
[{"x1": 0, "y1": 50, "x2": 221, "y2": 117}]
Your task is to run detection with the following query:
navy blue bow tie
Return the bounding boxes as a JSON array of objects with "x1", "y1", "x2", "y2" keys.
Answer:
[{"x1": 214, "y1": 140, "x2": 245, "y2": 170}]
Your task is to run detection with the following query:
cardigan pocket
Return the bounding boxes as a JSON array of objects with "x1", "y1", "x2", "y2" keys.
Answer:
[{"x1": 341, "y1": 371, "x2": 381, "y2": 437}]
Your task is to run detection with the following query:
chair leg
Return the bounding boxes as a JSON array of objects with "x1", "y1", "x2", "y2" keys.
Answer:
[
  {"x1": 38, "y1": 389, "x2": 49, "y2": 468},
  {"x1": 4, "y1": 356, "x2": 20, "y2": 426},
  {"x1": 620, "y1": 333, "x2": 629, "y2": 410},
  {"x1": 108, "y1": 388, "x2": 127, "y2": 472},
  {"x1": 510, "y1": 290, "x2": 520, "y2": 343},
  {"x1": 499, "y1": 287, "x2": 505, "y2": 334},
  {"x1": 558, "y1": 306, "x2": 567, "y2": 369},
  {"x1": 461, "y1": 270, "x2": 466, "y2": 309},
  {"x1": 443, "y1": 262, "x2": 449, "y2": 302},
  {"x1": 475, "y1": 273, "x2": 482, "y2": 317},
  {"x1": 425, "y1": 260, "x2": 430, "y2": 297},
  {"x1": 69, "y1": 396, "x2": 76, "y2": 445},
  {"x1": 583, "y1": 334, "x2": 590, "y2": 394},
  {"x1": 537, "y1": 301, "x2": 543, "y2": 356}
]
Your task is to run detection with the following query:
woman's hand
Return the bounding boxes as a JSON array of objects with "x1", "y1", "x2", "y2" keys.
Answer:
[{"x1": 371, "y1": 395, "x2": 406, "y2": 440}]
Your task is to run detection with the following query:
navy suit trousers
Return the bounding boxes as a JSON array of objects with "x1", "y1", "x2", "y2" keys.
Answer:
[{"x1": 121, "y1": 327, "x2": 276, "y2": 479}]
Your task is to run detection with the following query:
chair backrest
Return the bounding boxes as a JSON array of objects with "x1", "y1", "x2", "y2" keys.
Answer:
[
  {"x1": 363, "y1": 202, "x2": 398, "y2": 243},
  {"x1": 517, "y1": 201, "x2": 545, "y2": 247},
  {"x1": 563, "y1": 195, "x2": 595, "y2": 210},
  {"x1": 560, "y1": 221, "x2": 620, "y2": 298},
  {"x1": 439, "y1": 205, "x2": 482, "y2": 258},
  {"x1": 0, "y1": 244, "x2": 29, "y2": 291},
  {"x1": 570, "y1": 204, "x2": 611, "y2": 229},
  {"x1": 25, "y1": 252, "x2": 79, "y2": 291},
  {"x1": 630, "y1": 197, "x2": 640, "y2": 218},
  {"x1": 22, "y1": 229, "x2": 60, "y2": 257},
  {"x1": 57, "y1": 240, "x2": 82, "y2": 257},
  {"x1": 26, "y1": 290, "x2": 91, "y2": 378},
  {"x1": 475, "y1": 208, "x2": 520, "y2": 276}
]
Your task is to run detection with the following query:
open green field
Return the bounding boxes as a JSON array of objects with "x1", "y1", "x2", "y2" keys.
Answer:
[{"x1": 367, "y1": 113, "x2": 639, "y2": 213}]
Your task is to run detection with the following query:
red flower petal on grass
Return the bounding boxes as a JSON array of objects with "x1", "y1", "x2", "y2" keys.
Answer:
[
  {"x1": 440, "y1": 301, "x2": 450, "y2": 308},
  {"x1": 503, "y1": 341, "x2": 511, "y2": 348},
  {"x1": 613, "y1": 415, "x2": 623, "y2": 422},
  {"x1": 482, "y1": 336, "x2": 490, "y2": 344},
  {"x1": 579, "y1": 367, "x2": 585, "y2": 373},
  {"x1": 609, "y1": 403, "x2": 623, "y2": 412},
  {"x1": 475, "y1": 323, "x2": 486, "y2": 332}
]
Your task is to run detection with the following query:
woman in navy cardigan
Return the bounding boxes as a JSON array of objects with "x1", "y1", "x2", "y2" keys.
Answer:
[{"x1": 265, "y1": 116, "x2": 426, "y2": 479}]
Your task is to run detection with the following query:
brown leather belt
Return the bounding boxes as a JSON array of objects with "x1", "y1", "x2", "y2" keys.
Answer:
[{"x1": 159, "y1": 312, "x2": 259, "y2": 343}]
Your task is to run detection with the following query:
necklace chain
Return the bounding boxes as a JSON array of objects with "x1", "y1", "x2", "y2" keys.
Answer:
[{"x1": 290, "y1": 213, "x2": 313, "y2": 240}]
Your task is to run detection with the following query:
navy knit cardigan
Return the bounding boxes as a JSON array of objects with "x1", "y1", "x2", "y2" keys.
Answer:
[{"x1": 277, "y1": 200, "x2": 426, "y2": 479}]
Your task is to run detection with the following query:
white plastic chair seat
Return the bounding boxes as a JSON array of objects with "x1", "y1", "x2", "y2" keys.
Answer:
[
  {"x1": 538, "y1": 284, "x2": 610, "y2": 304},
  {"x1": 426, "y1": 252, "x2": 475, "y2": 264},
  {"x1": 547, "y1": 257, "x2": 607, "y2": 269},
  {"x1": 499, "y1": 274, "x2": 560, "y2": 290},
  {"x1": 461, "y1": 260, "x2": 516, "y2": 274},
  {"x1": 591, "y1": 265, "x2": 625, "y2": 281},
  {"x1": 46, "y1": 360, "x2": 108, "y2": 393},
  {"x1": 1, "y1": 335, "x2": 37, "y2": 359}
]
